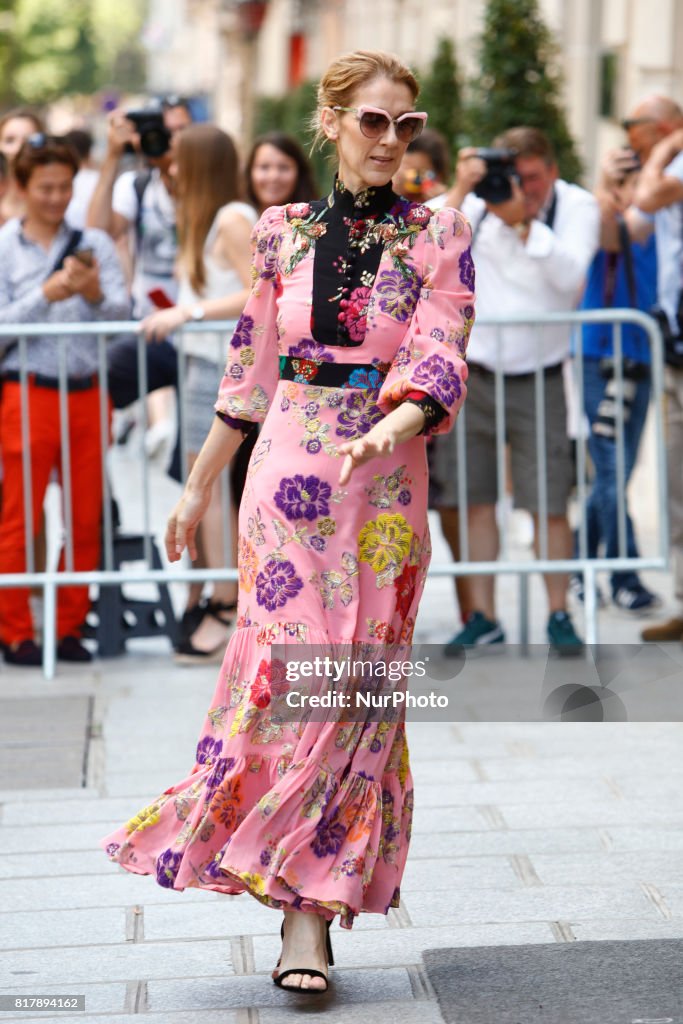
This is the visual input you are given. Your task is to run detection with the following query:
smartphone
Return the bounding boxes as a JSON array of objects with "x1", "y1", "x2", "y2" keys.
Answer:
[
  {"x1": 73, "y1": 247, "x2": 95, "y2": 267},
  {"x1": 148, "y1": 286, "x2": 175, "y2": 309}
]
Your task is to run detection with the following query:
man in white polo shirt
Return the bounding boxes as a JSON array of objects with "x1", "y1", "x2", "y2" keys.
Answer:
[{"x1": 430, "y1": 126, "x2": 600, "y2": 653}]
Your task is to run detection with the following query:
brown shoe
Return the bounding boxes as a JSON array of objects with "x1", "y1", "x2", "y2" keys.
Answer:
[{"x1": 641, "y1": 616, "x2": 683, "y2": 642}]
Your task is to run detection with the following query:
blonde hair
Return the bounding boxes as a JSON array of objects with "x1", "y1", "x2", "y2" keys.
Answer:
[
  {"x1": 175, "y1": 124, "x2": 240, "y2": 294},
  {"x1": 311, "y1": 50, "x2": 419, "y2": 150}
]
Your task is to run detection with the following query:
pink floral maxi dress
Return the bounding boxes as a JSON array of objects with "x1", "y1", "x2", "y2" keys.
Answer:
[{"x1": 101, "y1": 181, "x2": 474, "y2": 928}]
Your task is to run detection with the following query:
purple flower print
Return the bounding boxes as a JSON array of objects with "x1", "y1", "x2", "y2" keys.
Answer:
[
  {"x1": 412, "y1": 354, "x2": 462, "y2": 407},
  {"x1": 398, "y1": 489, "x2": 411, "y2": 506},
  {"x1": 289, "y1": 338, "x2": 334, "y2": 362},
  {"x1": 311, "y1": 816, "x2": 347, "y2": 858},
  {"x1": 306, "y1": 438, "x2": 322, "y2": 455},
  {"x1": 336, "y1": 392, "x2": 383, "y2": 439},
  {"x1": 156, "y1": 848, "x2": 182, "y2": 888},
  {"x1": 256, "y1": 233, "x2": 279, "y2": 281},
  {"x1": 256, "y1": 558, "x2": 304, "y2": 611},
  {"x1": 206, "y1": 758, "x2": 230, "y2": 799},
  {"x1": 430, "y1": 327, "x2": 445, "y2": 343},
  {"x1": 204, "y1": 854, "x2": 224, "y2": 880},
  {"x1": 458, "y1": 247, "x2": 475, "y2": 291},
  {"x1": 105, "y1": 842, "x2": 120, "y2": 858},
  {"x1": 196, "y1": 736, "x2": 223, "y2": 765},
  {"x1": 230, "y1": 314, "x2": 254, "y2": 349},
  {"x1": 310, "y1": 535, "x2": 326, "y2": 552},
  {"x1": 376, "y1": 269, "x2": 421, "y2": 322},
  {"x1": 228, "y1": 362, "x2": 244, "y2": 381},
  {"x1": 274, "y1": 474, "x2": 332, "y2": 521}
]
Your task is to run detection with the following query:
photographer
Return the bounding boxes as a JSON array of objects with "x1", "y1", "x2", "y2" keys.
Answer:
[
  {"x1": 86, "y1": 98, "x2": 193, "y2": 448},
  {"x1": 572, "y1": 145, "x2": 660, "y2": 615},
  {"x1": 622, "y1": 95, "x2": 683, "y2": 642},
  {"x1": 430, "y1": 126, "x2": 600, "y2": 653}
]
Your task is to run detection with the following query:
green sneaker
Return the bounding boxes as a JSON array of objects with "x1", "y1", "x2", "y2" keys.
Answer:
[
  {"x1": 444, "y1": 611, "x2": 505, "y2": 658},
  {"x1": 547, "y1": 610, "x2": 583, "y2": 656}
]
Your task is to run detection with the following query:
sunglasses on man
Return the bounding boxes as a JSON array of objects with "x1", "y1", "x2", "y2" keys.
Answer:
[{"x1": 333, "y1": 105, "x2": 428, "y2": 143}]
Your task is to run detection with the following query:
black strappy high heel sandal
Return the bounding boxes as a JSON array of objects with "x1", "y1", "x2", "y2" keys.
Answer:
[
  {"x1": 273, "y1": 917, "x2": 334, "y2": 994},
  {"x1": 174, "y1": 599, "x2": 237, "y2": 665}
]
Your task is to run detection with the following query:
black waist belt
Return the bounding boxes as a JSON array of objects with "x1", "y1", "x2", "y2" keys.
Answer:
[
  {"x1": 279, "y1": 354, "x2": 387, "y2": 389},
  {"x1": 2, "y1": 370, "x2": 99, "y2": 392},
  {"x1": 469, "y1": 361, "x2": 563, "y2": 381}
]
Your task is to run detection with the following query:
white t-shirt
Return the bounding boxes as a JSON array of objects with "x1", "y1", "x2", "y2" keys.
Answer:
[
  {"x1": 113, "y1": 167, "x2": 178, "y2": 316},
  {"x1": 430, "y1": 179, "x2": 600, "y2": 374},
  {"x1": 66, "y1": 167, "x2": 99, "y2": 230},
  {"x1": 654, "y1": 151, "x2": 683, "y2": 332}
]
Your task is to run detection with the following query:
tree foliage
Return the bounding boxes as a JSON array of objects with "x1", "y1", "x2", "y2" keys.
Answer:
[
  {"x1": 0, "y1": 0, "x2": 146, "y2": 108},
  {"x1": 417, "y1": 36, "x2": 464, "y2": 158},
  {"x1": 467, "y1": 0, "x2": 582, "y2": 181}
]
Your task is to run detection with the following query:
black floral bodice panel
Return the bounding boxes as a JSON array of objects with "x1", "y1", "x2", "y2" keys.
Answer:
[{"x1": 308, "y1": 178, "x2": 399, "y2": 349}]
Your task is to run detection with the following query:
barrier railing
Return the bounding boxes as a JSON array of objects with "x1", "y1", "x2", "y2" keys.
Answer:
[{"x1": 0, "y1": 309, "x2": 667, "y2": 677}]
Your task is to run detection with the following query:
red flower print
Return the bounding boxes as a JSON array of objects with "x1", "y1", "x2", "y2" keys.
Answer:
[
  {"x1": 394, "y1": 564, "x2": 418, "y2": 619},
  {"x1": 250, "y1": 658, "x2": 271, "y2": 708},
  {"x1": 345, "y1": 286, "x2": 371, "y2": 343}
]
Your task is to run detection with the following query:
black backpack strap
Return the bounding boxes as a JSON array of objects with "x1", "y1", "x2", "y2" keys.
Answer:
[
  {"x1": 133, "y1": 169, "x2": 152, "y2": 249},
  {"x1": 617, "y1": 214, "x2": 638, "y2": 308},
  {"x1": 48, "y1": 229, "x2": 83, "y2": 276}
]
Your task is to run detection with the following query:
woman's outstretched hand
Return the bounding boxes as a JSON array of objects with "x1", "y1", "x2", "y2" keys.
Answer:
[
  {"x1": 165, "y1": 485, "x2": 211, "y2": 561},
  {"x1": 337, "y1": 402, "x2": 427, "y2": 485},
  {"x1": 337, "y1": 426, "x2": 397, "y2": 485}
]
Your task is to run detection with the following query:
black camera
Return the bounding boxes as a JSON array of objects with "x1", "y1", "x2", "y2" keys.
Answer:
[
  {"x1": 474, "y1": 147, "x2": 519, "y2": 204},
  {"x1": 651, "y1": 298, "x2": 683, "y2": 368},
  {"x1": 125, "y1": 109, "x2": 170, "y2": 159}
]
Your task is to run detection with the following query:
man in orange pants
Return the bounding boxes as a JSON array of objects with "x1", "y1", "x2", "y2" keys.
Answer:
[{"x1": 0, "y1": 135, "x2": 128, "y2": 665}]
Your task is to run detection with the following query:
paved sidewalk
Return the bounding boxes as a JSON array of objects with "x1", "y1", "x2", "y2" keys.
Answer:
[{"x1": 2, "y1": 642, "x2": 683, "y2": 1023}]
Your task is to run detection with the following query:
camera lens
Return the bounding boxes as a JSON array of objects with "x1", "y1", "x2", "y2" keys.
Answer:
[{"x1": 140, "y1": 127, "x2": 170, "y2": 158}]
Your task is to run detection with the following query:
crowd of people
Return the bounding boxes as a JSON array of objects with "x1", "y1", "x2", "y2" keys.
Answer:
[{"x1": 0, "y1": 76, "x2": 681, "y2": 668}]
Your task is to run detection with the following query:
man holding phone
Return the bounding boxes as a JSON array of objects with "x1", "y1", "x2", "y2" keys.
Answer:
[{"x1": 0, "y1": 134, "x2": 128, "y2": 666}]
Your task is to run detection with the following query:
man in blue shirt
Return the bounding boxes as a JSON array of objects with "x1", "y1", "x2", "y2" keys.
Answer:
[{"x1": 574, "y1": 154, "x2": 660, "y2": 613}]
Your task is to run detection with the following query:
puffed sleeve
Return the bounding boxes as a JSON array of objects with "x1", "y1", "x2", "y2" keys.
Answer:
[
  {"x1": 377, "y1": 206, "x2": 474, "y2": 436},
  {"x1": 214, "y1": 205, "x2": 284, "y2": 430}
]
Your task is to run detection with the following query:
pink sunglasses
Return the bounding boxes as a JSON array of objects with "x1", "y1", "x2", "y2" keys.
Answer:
[{"x1": 333, "y1": 105, "x2": 428, "y2": 143}]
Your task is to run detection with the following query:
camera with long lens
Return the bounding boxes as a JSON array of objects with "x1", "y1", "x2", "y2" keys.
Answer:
[
  {"x1": 125, "y1": 109, "x2": 170, "y2": 159},
  {"x1": 473, "y1": 147, "x2": 519, "y2": 204},
  {"x1": 651, "y1": 294, "x2": 683, "y2": 368}
]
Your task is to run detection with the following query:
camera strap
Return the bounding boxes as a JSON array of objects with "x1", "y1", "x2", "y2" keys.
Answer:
[
  {"x1": 48, "y1": 229, "x2": 83, "y2": 277},
  {"x1": 133, "y1": 169, "x2": 152, "y2": 249},
  {"x1": 604, "y1": 216, "x2": 637, "y2": 309},
  {"x1": 471, "y1": 185, "x2": 557, "y2": 244}
]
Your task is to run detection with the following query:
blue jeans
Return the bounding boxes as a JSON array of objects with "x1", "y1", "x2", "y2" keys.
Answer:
[{"x1": 578, "y1": 358, "x2": 651, "y2": 592}]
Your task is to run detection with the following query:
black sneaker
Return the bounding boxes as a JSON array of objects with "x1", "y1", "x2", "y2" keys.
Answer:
[
  {"x1": 444, "y1": 611, "x2": 505, "y2": 658},
  {"x1": 547, "y1": 610, "x2": 583, "y2": 656},
  {"x1": 57, "y1": 636, "x2": 93, "y2": 663},
  {"x1": 613, "y1": 583, "x2": 662, "y2": 617},
  {"x1": 4, "y1": 639, "x2": 43, "y2": 666}
]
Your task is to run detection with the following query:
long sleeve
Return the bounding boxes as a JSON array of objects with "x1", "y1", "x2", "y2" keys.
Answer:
[
  {"x1": 88, "y1": 228, "x2": 130, "y2": 321},
  {"x1": 377, "y1": 206, "x2": 474, "y2": 436},
  {"x1": 0, "y1": 282, "x2": 50, "y2": 325},
  {"x1": 214, "y1": 205, "x2": 283, "y2": 425}
]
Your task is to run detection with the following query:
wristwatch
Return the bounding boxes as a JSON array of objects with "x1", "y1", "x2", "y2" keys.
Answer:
[{"x1": 189, "y1": 304, "x2": 206, "y2": 322}]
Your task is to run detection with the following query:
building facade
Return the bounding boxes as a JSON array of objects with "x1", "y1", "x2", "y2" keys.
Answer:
[{"x1": 144, "y1": 0, "x2": 683, "y2": 179}]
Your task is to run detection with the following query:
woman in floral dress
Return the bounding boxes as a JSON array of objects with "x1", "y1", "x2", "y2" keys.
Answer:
[{"x1": 101, "y1": 49, "x2": 474, "y2": 993}]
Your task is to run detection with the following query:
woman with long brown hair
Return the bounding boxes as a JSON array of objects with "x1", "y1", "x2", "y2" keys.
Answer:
[{"x1": 142, "y1": 124, "x2": 257, "y2": 661}]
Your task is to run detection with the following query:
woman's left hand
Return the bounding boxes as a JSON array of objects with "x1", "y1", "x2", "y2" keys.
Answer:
[
  {"x1": 337, "y1": 425, "x2": 397, "y2": 485},
  {"x1": 140, "y1": 306, "x2": 189, "y2": 343}
]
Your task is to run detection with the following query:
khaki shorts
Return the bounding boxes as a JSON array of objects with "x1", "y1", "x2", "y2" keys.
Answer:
[{"x1": 430, "y1": 362, "x2": 574, "y2": 515}]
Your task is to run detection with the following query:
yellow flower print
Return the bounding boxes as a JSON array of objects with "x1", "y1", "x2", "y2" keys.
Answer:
[
  {"x1": 318, "y1": 517, "x2": 336, "y2": 536},
  {"x1": 238, "y1": 536, "x2": 258, "y2": 593},
  {"x1": 358, "y1": 513, "x2": 413, "y2": 585},
  {"x1": 240, "y1": 347, "x2": 255, "y2": 366},
  {"x1": 240, "y1": 870, "x2": 266, "y2": 896},
  {"x1": 124, "y1": 800, "x2": 163, "y2": 835}
]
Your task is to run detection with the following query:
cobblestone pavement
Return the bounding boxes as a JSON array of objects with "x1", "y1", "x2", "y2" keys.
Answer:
[{"x1": 1, "y1": 440, "x2": 682, "y2": 1022}]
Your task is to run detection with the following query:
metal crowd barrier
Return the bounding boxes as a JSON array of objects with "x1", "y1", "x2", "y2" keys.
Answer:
[{"x1": 0, "y1": 309, "x2": 668, "y2": 678}]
